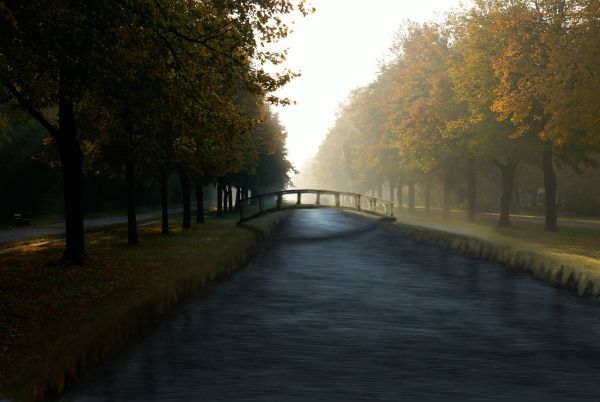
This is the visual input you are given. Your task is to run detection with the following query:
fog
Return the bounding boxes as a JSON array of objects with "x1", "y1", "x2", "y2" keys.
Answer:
[{"x1": 290, "y1": 0, "x2": 600, "y2": 224}]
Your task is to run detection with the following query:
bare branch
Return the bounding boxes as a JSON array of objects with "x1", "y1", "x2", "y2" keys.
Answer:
[{"x1": 0, "y1": 73, "x2": 59, "y2": 137}]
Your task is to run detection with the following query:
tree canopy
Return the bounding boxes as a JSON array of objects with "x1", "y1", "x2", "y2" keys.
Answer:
[
  {"x1": 310, "y1": 0, "x2": 600, "y2": 230},
  {"x1": 1, "y1": 0, "x2": 307, "y2": 261}
]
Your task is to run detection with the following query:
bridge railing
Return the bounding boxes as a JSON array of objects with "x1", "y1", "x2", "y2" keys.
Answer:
[{"x1": 238, "y1": 189, "x2": 394, "y2": 223}]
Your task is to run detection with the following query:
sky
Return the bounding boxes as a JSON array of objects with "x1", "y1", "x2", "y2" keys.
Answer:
[{"x1": 269, "y1": 0, "x2": 466, "y2": 174}]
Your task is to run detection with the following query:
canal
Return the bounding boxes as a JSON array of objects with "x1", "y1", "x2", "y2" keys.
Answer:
[{"x1": 62, "y1": 209, "x2": 600, "y2": 401}]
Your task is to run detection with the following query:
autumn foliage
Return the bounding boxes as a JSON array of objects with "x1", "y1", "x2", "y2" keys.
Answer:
[
  {"x1": 310, "y1": 0, "x2": 600, "y2": 231},
  {"x1": 0, "y1": 0, "x2": 309, "y2": 260}
]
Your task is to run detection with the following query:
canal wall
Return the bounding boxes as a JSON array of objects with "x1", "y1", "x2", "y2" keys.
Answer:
[
  {"x1": 388, "y1": 221, "x2": 600, "y2": 298},
  {"x1": 10, "y1": 212, "x2": 290, "y2": 402}
]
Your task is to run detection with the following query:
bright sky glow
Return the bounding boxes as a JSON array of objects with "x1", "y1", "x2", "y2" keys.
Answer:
[{"x1": 271, "y1": 0, "x2": 466, "y2": 174}]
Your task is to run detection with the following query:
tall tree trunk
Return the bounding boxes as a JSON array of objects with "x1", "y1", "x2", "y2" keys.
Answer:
[
  {"x1": 467, "y1": 157, "x2": 476, "y2": 223},
  {"x1": 227, "y1": 184, "x2": 234, "y2": 212},
  {"x1": 179, "y1": 171, "x2": 191, "y2": 228},
  {"x1": 397, "y1": 176, "x2": 403, "y2": 210},
  {"x1": 57, "y1": 74, "x2": 85, "y2": 263},
  {"x1": 3, "y1": 66, "x2": 85, "y2": 261},
  {"x1": 443, "y1": 168, "x2": 452, "y2": 219},
  {"x1": 125, "y1": 160, "x2": 138, "y2": 244},
  {"x1": 543, "y1": 144, "x2": 558, "y2": 232},
  {"x1": 424, "y1": 177, "x2": 431, "y2": 215},
  {"x1": 495, "y1": 160, "x2": 518, "y2": 227},
  {"x1": 235, "y1": 186, "x2": 241, "y2": 211},
  {"x1": 195, "y1": 179, "x2": 204, "y2": 224},
  {"x1": 217, "y1": 181, "x2": 223, "y2": 217},
  {"x1": 160, "y1": 173, "x2": 169, "y2": 235},
  {"x1": 220, "y1": 183, "x2": 226, "y2": 212},
  {"x1": 377, "y1": 180, "x2": 383, "y2": 199},
  {"x1": 222, "y1": 183, "x2": 229, "y2": 213},
  {"x1": 408, "y1": 181, "x2": 416, "y2": 213}
]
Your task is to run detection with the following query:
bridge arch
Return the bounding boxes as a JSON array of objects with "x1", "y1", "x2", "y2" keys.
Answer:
[{"x1": 238, "y1": 189, "x2": 394, "y2": 223}]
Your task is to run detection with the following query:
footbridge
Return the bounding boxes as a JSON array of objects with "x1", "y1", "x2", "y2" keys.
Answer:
[{"x1": 238, "y1": 189, "x2": 395, "y2": 223}]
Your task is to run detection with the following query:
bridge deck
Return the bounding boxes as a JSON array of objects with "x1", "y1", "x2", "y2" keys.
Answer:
[{"x1": 238, "y1": 189, "x2": 394, "y2": 223}]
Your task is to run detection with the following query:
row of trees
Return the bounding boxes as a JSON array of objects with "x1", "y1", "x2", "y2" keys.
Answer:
[
  {"x1": 1, "y1": 0, "x2": 307, "y2": 262},
  {"x1": 311, "y1": 0, "x2": 600, "y2": 229}
]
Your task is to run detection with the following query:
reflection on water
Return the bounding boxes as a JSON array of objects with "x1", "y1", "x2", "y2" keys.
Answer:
[{"x1": 62, "y1": 210, "x2": 600, "y2": 401}]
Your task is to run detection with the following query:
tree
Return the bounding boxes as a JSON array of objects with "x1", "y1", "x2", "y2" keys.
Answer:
[
  {"x1": 0, "y1": 0, "x2": 129, "y2": 261},
  {"x1": 488, "y1": 0, "x2": 600, "y2": 231},
  {"x1": 448, "y1": 2, "x2": 537, "y2": 226},
  {"x1": 387, "y1": 23, "x2": 466, "y2": 218},
  {"x1": 1, "y1": 0, "x2": 309, "y2": 260}
]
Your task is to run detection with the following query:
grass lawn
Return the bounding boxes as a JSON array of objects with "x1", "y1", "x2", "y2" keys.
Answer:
[
  {"x1": 394, "y1": 208, "x2": 600, "y2": 276},
  {"x1": 0, "y1": 212, "x2": 282, "y2": 401},
  {"x1": 493, "y1": 223, "x2": 600, "y2": 260},
  {"x1": 396, "y1": 208, "x2": 600, "y2": 258},
  {"x1": 397, "y1": 208, "x2": 600, "y2": 257}
]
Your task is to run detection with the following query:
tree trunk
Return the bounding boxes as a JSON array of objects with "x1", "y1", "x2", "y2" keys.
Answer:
[
  {"x1": 377, "y1": 180, "x2": 383, "y2": 199},
  {"x1": 496, "y1": 161, "x2": 517, "y2": 227},
  {"x1": 57, "y1": 75, "x2": 85, "y2": 263},
  {"x1": 467, "y1": 157, "x2": 476, "y2": 222},
  {"x1": 443, "y1": 169, "x2": 452, "y2": 219},
  {"x1": 235, "y1": 186, "x2": 241, "y2": 211},
  {"x1": 222, "y1": 183, "x2": 229, "y2": 213},
  {"x1": 227, "y1": 184, "x2": 234, "y2": 212},
  {"x1": 216, "y1": 181, "x2": 223, "y2": 217},
  {"x1": 397, "y1": 176, "x2": 403, "y2": 209},
  {"x1": 408, "y1": 181, "x2": 416, "y2": 213},
  {"x1": 195, "y1": 180, "x2": 204, "y2": 224},
  {"x1": 543, "y1": 144, "x2": 558, "y2": 232},
  {"x1": 179, "y1": 171, "x2": 191, "y2": 228},
  {"x1": 125, "y1": 160, "x2": 138, "y2": 244},
  {"x1": 424, "y1": 177, "x2": 431, "y2": 215},
  {"x1": 4, "y1": 65, "x2": 85, "y2": 261},
  {"x1": 160, "y1": 174, "x2": 169, "y2": 235},
  {"x1": 221, "y1": 183, "x2": 226, "y2": 212}
]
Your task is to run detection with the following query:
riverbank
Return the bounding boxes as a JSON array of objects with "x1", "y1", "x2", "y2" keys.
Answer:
[
  {"x1": 390, "y1": 210, "x2": 600, "y2": 297},
  {"x1": 0, "y1": 212, "x2": 288, "y2": 402}
]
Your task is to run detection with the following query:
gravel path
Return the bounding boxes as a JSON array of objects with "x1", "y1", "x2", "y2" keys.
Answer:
[{"x1": 0, "y1": 209, "x2": 181, "y2": 244}]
